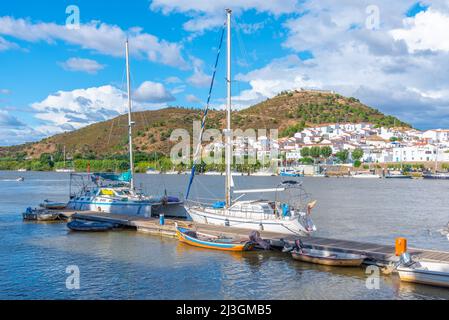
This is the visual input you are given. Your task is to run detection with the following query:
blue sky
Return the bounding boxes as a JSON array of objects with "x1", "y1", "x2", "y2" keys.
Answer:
[{"x1": 1, "y1": 0, "x2": 449, "y2": 145}]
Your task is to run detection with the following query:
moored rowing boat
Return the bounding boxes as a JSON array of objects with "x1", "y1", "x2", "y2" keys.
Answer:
[
  {"x1": 175, "y1": 223, "x2": 254, "y2": 251},
  {"x1": 22, "y1": 207, "x2": 61, "y2": 221},
  {"x1": 289, "y1": 239, "x2": 365, "y2": 267},
  {"x1": 67, "y1": 220, "x2": 115, "y2": 232},
  {"x1": 291, "y1": 249, "x2": 365, "y2": 266},
  {"x1": 40, "y1": 199, "x2": 67, "y2": 210},
  {"x1": 396, "y1": 256, "x2": 449, "y2": 288}
]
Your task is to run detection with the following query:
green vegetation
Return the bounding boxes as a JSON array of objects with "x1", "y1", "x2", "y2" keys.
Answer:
[
  {"x1": 272, "y1": 91, "x2": 409, "y2": 138},
  {"x1": 335, "y1": 150, "x2": 349, "y2": 163},
  {"x1": 299, "y1": 157, "x2": 313, "y2": 164},
  {"x1": 309, "y1": 146, "x2": 322, "y2": 159},
  {"x1": 387, "y1": 163, "x2": 425, "y2": 171},
  {"x1": 320, "y1": 146, "x2": 332, "y2": 159},
  {"x1": 299, "y1": 146, "x2": 332, "y2": 164},
  {"x1": 351, "y1": 148, "x2": 364, "y2": 161},
  {"x1": 300, "y1": 147, "x2": 310, "y2": 158}
]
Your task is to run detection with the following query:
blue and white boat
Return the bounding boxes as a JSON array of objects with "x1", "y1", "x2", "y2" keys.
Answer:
[
  {"x1": 279, "y1": 169, "x2": 303, "y2": 177},
  {"x1": 67, "y1": 40, "x2": 184, "y2": 218},
  {"x1": 67, "y1": 172, "x2": 183, "y2": 217}
]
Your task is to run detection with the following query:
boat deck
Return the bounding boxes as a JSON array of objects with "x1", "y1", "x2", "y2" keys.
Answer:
[{"x1": 57, "y1": 210, "x2": 449, "y2": 267}]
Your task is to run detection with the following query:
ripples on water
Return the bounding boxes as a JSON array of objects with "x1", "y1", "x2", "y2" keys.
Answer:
[{"x1": 1, "y1": 171, "x2": 449, "y2": 299}]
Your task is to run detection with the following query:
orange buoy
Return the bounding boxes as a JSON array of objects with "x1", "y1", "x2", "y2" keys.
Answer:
[{"x1": 395, "y1": 237, "x2": 407, "y2": 256}]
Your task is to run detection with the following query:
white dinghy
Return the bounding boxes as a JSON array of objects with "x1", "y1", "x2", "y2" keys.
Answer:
[{"x1": 396, "y1": 253, "x2": 449, "y2": 288}]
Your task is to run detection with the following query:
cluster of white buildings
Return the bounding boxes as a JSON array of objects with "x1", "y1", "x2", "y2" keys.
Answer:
[
  {"x1": 279, "y1": 123, "x2": 449, "y2": 164},
  {"x1": 198, "y1": 123, "x2": 449, "y2": 165}
]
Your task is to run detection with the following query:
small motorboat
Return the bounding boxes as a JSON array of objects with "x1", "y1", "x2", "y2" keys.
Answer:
[
  {"x1": 279, "y1": 169, "x2": 303, "y2": 177},
  {"x1": 145, "y1": 168, "x2": 161, "y2": 175},
  {"x1": 288, "y1": 239, "x2": 365, "y2": 267},
  {"x1": 352, "y1": 173, "x2": 381, "y2": 179},
  {"x1": 40, "y1": 199, "x2": 67, "y2": 210},
  {"x1": 175, "y1": 223, "x2": 255, "y2": 251},
  {"x1": 385, "y1": 174, "x2": 412, "y2": 179},
  {"x1": 423, "y1": 172, "x2": 449, "y2": 180},
  {"x1": 16, "y1": 177, "x2": 24, "y2": 182},
  {"x1": 396, "y1": 253, "x2": 449, "y2": 288},
  {"x1": 67, "y1": 220, "x2": 115, "y2": 232},
  {"x1": 22, "y1": 207, "x2": 61, "y2": 221}
]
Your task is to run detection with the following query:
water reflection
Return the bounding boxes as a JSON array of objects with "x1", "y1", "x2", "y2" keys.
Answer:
[{"x1": 2, "y1": 171, "x2": 449, "y2": 299}]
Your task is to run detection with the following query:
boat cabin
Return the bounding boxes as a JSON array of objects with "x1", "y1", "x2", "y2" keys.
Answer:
[{"x1": 228, "y1": 200, "x2": 302, "y2": 219}]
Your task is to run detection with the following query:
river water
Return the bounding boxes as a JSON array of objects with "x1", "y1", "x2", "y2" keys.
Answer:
[{"x1": 1, "y1": 171, "x2": 449, "y2": 300}]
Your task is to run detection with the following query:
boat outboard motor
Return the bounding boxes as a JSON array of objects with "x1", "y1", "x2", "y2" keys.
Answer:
[
  {"x1": 294, "y1": 239, "x2": 305, "y2": 253},
  {"x1": 281, "y1": 239, "x2": 293, "y2": 252},
  {"x1": 399, "y1": 252, "x2": 414, "y2": 267},
  {"x1": 249, "y1": 230, "x2": 270, "y2": 250}
]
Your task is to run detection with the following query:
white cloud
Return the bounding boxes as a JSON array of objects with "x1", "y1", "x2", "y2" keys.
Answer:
[
  {"x1": 150, "y1": 0, "x2": 297, "y2": 15},
  {"x1": 0, "y1": 110, "x2": 40, "y2": 146},
  {"x1": 31, "y1": 85, "x2": 128, "y2": 132},
  {"x1": 25, "y1": 83, "x2": 176, "y2": 139},
  {"x1": 0, "y1": 128, "x2": 43, "y2": 146},
  {"x1": 229, "y1": 1, "x2": 449, "y2": 129},
  {"x1": 238, "y1": 21, "x2": 265, "y2": 34},
  {"x1": 0, "y1": 36, "x2": 18, "y2": 51},
  {"x1": 391, "y1": 9, "x2": 449, "y2": 53},
  {"x1": 165, "y1": 76, "x2": 182, "y2": 84},
  {"x1": 59, "y1": 57, "x2": 105, "y2": 74},
  {"x1": 171, "y1": 85, "x2": 186, "y2": 94},
  {"x1": 133, "y1": 81, "x2": 175, "y2": 103},
  {"x1": 0, "y1": 16, "x2": 187, "y2": 68},
  {"x1": 0, "y1": 109, "x2": 24, "y2": 127},
  {"x1": 232, "y1": 55, "x2": 322, "y2": 109},
  {"x1": 150, "y1": 0, "x2": 297, "y2": 32},
  {"x1": 186, "y1": 94, "x2": 201, "y2": 103},
  {"x1": 187, "y1": 57, "x2": 211, "y2": 87}
]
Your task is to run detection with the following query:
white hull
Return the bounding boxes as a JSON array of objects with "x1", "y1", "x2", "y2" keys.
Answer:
[
  {"x1": 68, "y1": 199, "x2": 186, "y2": 218},
  {"x1": 397, "y1": 261, "x2": 449, "y2": 288},
  {"x1": 68, "y1": 199, "x2": 153, "y2": 217},
  {"x1": 204, "y1": 172, "x2": 223, "y2": 176},
  {"x1": 251, "y1": 172, "x2": 274, "y2": 177},
  {"x1": 352, "y1": 174, "x2": 381, "y2": 179},
  {"x1": 56, "y1": 169, "x2": 75, "y2": 173},
  {"x1": 186, "y1": 206, "x2": 312, "y2": 235}
]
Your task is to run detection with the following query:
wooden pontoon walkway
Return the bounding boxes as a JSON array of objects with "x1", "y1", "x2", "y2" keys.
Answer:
[{"x1": 58, "y1": 210, "x2": 449, "y2": 267}]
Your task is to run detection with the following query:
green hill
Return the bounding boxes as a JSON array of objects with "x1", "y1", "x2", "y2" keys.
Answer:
[{"x1": 0, "y1": 90, "x2": 410, "y2": 161}]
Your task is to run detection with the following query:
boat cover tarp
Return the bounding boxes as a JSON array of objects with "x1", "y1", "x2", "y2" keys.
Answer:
[
  {"x1": 212, "y1": 201, "x2": 226, "y2": 209},
  {"x1": 91, "y1": 171, "x2": 131, "y2": 183}
]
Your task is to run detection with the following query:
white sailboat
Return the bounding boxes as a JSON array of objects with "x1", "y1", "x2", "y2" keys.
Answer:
[
  {"x1": 67, "y1": 40, "x2": 184, "y2": 218},
  {"x1": 185, "y1": 10, "x2": 316, "y2": 236},
  {"x1": 55, "y1": 146, "x2": 75, "y2": 172}
]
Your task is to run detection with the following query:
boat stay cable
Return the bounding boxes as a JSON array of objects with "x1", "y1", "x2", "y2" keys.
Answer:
[{"x1": 185, "y1": 21, "x2": 226, "y2": 200}]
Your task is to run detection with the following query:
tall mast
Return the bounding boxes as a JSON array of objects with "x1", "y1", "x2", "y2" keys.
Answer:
[
  {"x1": 125, "y1": 39, "x2": 135, "y2": 190},
  {"x1": 435, "y1": 145, "x2": 438, "y2": 173},
  {"x1": 225, "y1": 9, "x2": 232, "y2": 208}
]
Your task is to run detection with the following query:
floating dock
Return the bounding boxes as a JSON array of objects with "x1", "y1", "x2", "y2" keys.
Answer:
[{"x1": 55, "y1": 209, "x2": 449, "y2": 267}]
